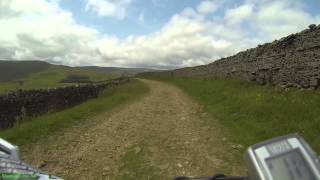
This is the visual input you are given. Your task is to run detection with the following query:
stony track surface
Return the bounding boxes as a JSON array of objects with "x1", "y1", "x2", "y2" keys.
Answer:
[{"x1": 21, "y1": 79, "x2": 243, "y2": 179}]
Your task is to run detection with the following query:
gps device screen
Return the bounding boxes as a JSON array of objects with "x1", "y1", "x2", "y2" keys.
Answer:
[{"x1": 266, "y1": 149, "x2": 316, "y2": 180}]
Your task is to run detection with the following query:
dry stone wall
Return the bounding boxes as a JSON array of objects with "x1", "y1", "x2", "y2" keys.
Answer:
[
  {"x1": 167, "y1": 24, "x2": 320, "y2": 89},
  {"x1": 0, "y1": 77, "x2": 130, "y2": 129}
]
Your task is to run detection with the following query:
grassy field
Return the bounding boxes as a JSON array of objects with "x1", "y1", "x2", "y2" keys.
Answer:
[
  {"x1": 0, "y1": 79, "x2": 149, "y2": 146},
  {"x1": 142, "y1": 75, "x2": 320, "y2": 161},
  {"x1": 0, "y1": 66, "x2": 117, "y2": 93}
]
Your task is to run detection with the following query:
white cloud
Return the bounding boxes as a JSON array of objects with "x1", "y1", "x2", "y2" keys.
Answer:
[
  {"x1": 224, "y1": 4, "x2": 254, "y2": 25},
  {"x1": 94, "y1": 0, "x2": 320, "y2": 68},
  {"x1": 0, "y1": 0, "x2": 102, "y2": 66},
  {"x1": 84, "y1": 0, "x2": 132, "y2": 20},
  {"x1": 95, "y1": 14, "x2": 246, "y2": 69},
  {"x1": 0, "y1": 0, "x2": 61, "y2": 19},
  {"x1": 180, "y1": 7, "x2": 204, "y2": 21},
  {"x1": 224, "y1": 0, "x2": 320, "y2": 39},
  {"x1": 250, "y1": 0, "x2": 320, "y2": 39},
  {"x1": 0, "y1": 0, "x2": 319, "y2": 69},
  {"x1": 197, "y1": 1, "x2": 218, "y2": 15}
]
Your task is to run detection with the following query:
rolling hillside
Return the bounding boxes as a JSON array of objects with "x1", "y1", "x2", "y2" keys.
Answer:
[
  {"x1": 0, "y1": 61, "x2": 117, "y2": 93},
  {"x1": 80, "y1": 66, "x2": 158, "y2": 76},
  {"x1": 0, "y1": 61, "x2": 51, "y2": 82}
]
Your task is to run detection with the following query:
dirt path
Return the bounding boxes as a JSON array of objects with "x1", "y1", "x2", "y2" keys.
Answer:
[{"x1": 22, "y1": 79, "x2": 243, "y2": 179}]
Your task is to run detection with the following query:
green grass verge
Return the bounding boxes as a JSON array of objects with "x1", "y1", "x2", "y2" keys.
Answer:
[
  {"x1": 142, "y1": 75, "x2": 320, "y2": 156},
  {"x1": 0, "y1": 79, "x2": 149, "y2": 146},
  {"x1": 0, "y1": 66, "x2": 117, "y2": 93}
]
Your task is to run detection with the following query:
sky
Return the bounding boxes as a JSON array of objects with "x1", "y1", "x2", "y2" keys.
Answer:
[{"x1": 0, "y1": 0, "x2": 320, "y2": 69}]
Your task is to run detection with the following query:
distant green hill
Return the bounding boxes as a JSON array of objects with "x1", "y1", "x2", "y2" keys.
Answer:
[
  {"x1": 0, "y1": 61, "x2": 51, "y2": 82},
  {"x1": 0, "y1": 60, "x2": 158, "y2": 93},
  {"x1": 80, "y1": 66, "x2": 157, "y2": 76},
  {"x1": 0, "y1": 60, "x2": 117, "y2": 93}
]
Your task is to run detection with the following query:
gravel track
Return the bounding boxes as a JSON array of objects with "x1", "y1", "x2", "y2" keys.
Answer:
[{"x1": 22, "y1": 79, "x2": 242, "y2": 179}]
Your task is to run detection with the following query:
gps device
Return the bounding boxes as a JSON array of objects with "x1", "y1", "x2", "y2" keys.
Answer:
[{"x1": 245, "y1": 134, "x2": 320, "y2": 180}]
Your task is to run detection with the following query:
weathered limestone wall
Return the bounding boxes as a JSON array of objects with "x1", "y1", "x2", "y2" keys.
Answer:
[
  {"x1": 169, "y1": 24, "x2": 320, "y2": 89},
  {"x1": 0, "y1": 77, "x2": 130, "y2": 129}
]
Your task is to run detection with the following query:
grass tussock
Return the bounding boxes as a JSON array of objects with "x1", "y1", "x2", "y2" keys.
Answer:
[
  {"x1": 115, "y1": 144, "x2": 161, "y2": 180},
  {"x1": 0, "y1": 79, "x2": 149, "y2": 146},
  {"x1": 143, "y1": 76, "x2": 320, "y2": 154}
]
